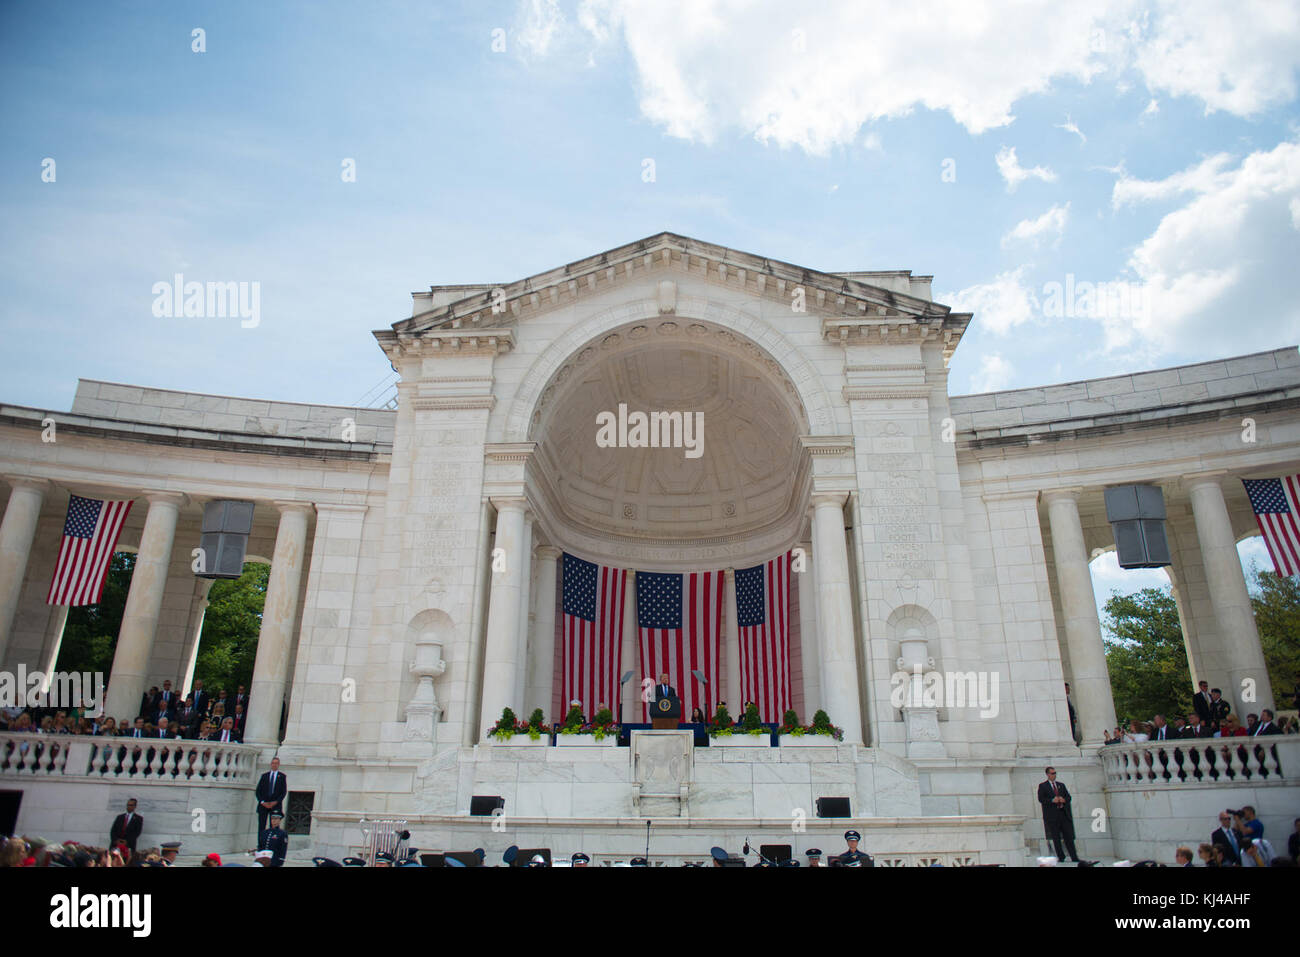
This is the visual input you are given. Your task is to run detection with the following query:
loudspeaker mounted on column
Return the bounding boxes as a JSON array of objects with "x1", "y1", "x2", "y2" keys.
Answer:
[
  {"x1": 1104, "y1": 485, "x2": 1171, "y2": 569},
  {"x1": 197, "y1": 500, "x2": 255, "y2": 579}
]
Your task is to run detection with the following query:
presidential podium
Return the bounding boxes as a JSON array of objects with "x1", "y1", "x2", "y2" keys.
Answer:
[{"x1": 651, "y1": 690, "x2": 681, "y2": 730}]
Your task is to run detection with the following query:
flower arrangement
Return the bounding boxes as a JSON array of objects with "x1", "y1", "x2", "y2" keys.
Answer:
[
  {"x1": 707, "y1": 703, "x2": 734, "y2": 737},
  {"x1": 557, "y1": 705, "x2": 619, "y2": 740},
  {"x1": 739, "y1": 702, "x2": 766, "y2": 736},
  {"x1": 487, "y1": 707, "x2": 547, "y2": 741},
  {"x1": 779, "y1": 709, "x2": 805, "y2": 736},
  {"x1": 809, "y1": 709, "x2": 844, "y2": 741}
]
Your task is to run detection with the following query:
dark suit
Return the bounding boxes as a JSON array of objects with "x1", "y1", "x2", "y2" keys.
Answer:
[
  {"x1": 1210, "y1": 697, "x2": 1230, "y2": 727},
  {"x1": 191, "y1": 690, "x2": 210, "y2": 717},
  {"x1": 1193, "y1": 690, "x2": 1213, "y2": 724},
  {"x1": 1211, "y1": 826, "x2": 1242, "y2": 865},
  {"x1": 110, "y1": 811, "x2": 143, "y2": 852},
  {"x1": 1037, "y1": 779, "x2": 1079, "y2": 862},
  {"x1": 1180, "y1": 724, "x2": 1212, "y2": 739},
  {"x1": 1150, "y1": 724, "x2": 1173, "y2": 741},
  {"x1": 255, "y1": 768, "x2": 288, "y2": 832},
  {"x1": 215, "y1": 727, "x2": 242, "y2": 744},
  {"x1": 1251, "y1": 721, "x2": 1281, "y2": 736}
]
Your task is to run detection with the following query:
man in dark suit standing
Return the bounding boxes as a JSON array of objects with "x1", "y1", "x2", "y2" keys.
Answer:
[
  {"x1": 1211, "y1": 811, "x2": 1242, "y2": 865},
  {"x1": 227, "y1": 685, "x2": 249, "y2": 718},
  {"x1": 1037, "y1": 767, "x2": 1080, "y2": 863},
  {"x1": 190, "y1": 680, "x2": 210, "y2": 720},
  {"x1": 1192, "y1": 680, "x2": 1214, "y2": 726},
  {"x1": 109, "y1": 798, "x2": 143, "y2": 854},
  {"x1": 255, "y1": 757, "x2": 288, "y2": 833}
]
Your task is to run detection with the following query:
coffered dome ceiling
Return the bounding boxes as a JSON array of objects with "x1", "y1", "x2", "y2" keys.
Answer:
[{"x1": 530, "y1": 325, "x2": 810, "y2": 554}]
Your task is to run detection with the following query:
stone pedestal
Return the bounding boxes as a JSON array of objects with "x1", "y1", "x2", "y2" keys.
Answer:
[{"x1": 631, "y1": 730, "x2": 693, "y2": 816}]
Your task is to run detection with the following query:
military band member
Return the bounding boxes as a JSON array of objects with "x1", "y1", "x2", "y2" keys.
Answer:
[
  {"x1": 835, "y1": 830, "x2": 875, "y2": 867},
  {"x1": 260, "y1": 811, "x2": 289, "y2": 867},
  {"x1": 571, "y1": 851, "x2": 590, "y2": 867},
  {"x1": 805, "y1": 848, "x2": 824, "y2": 867}
]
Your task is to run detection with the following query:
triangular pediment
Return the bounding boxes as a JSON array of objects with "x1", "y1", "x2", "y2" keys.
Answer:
[{"x1": 374, "y1": 232, "x2": 971, "y2": 361}]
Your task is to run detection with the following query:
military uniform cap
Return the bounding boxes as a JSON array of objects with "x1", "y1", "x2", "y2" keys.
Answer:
[
  {"x1": 844, "y1": 830, "x2": 861, "y2": 841},
  {"x1": 806, "y1": 848, "x2": 823, "y2": 857},
  {"x1": 571, "y1": 852, "x2": 590, "y2": 864}
]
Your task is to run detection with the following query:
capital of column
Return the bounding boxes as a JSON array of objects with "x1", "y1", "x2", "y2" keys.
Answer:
[
  {"x1": 1181, "y1": 470, "x2": 1230, "y2": 494},
  {"x1": 811, "y1": 492, "x2": 849, "y2": 509},
  {"x1": 143, "y1": 490, "x2": 189, "y2": 509},
  {"x1": 490, "y1": 496, "x2": 527, "y2": 513},
  {"x1": 1040, "y1": 487, "x2": 1084, "y2": 506},
  {"x1": 2, "y1": 476, "x2": 51, "y2": 494},
  {"x1": 534, "y1": 545, "x2": 561, "y2": 562},
  {"x1": 272, "y1": 500, "x2": 316, "y2": 516}
]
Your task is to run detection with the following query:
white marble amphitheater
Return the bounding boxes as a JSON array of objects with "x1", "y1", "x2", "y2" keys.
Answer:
[{"x1": 1, "y1": 233, "x2": 1297, "y2": 865}]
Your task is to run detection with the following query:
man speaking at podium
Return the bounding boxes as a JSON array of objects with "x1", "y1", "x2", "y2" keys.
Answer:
[{"x1": 652, "y1": 673, "x2": 681, "y2": 729}]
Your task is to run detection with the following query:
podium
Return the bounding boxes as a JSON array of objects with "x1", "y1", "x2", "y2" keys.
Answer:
[{"x1": 651, "y1": 691, "x2": 681, "y2": 730}]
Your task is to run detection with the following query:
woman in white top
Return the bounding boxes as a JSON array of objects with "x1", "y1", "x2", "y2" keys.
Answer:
[{"x1": 1122, "y1": 720, "x2": 1150, "y2": 743}]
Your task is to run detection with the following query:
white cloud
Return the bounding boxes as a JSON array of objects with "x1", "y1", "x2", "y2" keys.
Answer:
[
  {"x1": 970, "y1": 354, "x2": 1015, "y2": 393},
  {"x1": 861, "y1": 131, "x2": 883, "y2": 153},
  {"x1": 996, "y1": 146, "x2": 1057, "y2": 191},
  {"x1": 515, "y1": 0, "x2": 566, "y2": 57},
  {"x1": 560, "y1": 1, "x2": 1300, "y2": 155},
  {"x1": 940, "y1": 267, "x2": 1037, "y2": 336},
  {"x1": 1055, "y1": 114, "x2": 1087, "y2": 144},
  {"x1": 1142, "y1": 97, "x2": 1159, "y2": 117},
  {"x1": 1110, "y1": 152, "x2": 1235, "y2": 207},
  {"x1": 1106, "y1": 139, "x2": 1300, "y2": 354},
  {"x1": 1131, "y1": 0, "x2": 1300, "y2": 117},
  {"x1": 1001, "y1": 203, "x2": 1070, "y2": 248}
]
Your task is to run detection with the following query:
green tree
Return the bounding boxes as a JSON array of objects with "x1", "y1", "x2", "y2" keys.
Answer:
[
  {"x1": 1248, "y1": 563, "x2": 1300, "y2": 709},
  {"x1": 192, "y1": 562, "x2": 268, "y2": 693},
  {"x1": 1102, "y1": 587, "x2": 1189, "y2": 726},
  {"x1": 56, "y1": 551, "x2": 134, "y2": 675}
]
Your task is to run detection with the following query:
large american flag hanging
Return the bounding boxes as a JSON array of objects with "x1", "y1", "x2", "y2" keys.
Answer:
[
  {"x1": 560, "y1": 553, "x2": 627, "y2": 719},
  {"x1": 46, "y1": 495, "x2": 133, "y2": 607},
  {"x1": 1243, "y1": 476, "x2": 1300, "y2": 577},
  {"x1": 636, "y1": 569, "x2": 723, "y2": 721},
  {"x1": 736, "y1": 551, "x2": 792, "y2": 723}
]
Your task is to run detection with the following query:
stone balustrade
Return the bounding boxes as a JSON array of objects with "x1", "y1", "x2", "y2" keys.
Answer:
[
  {"x1": 0, "y1": 732, "x2": 258, "y2": 785},
  {"x1": 1101, "y1": 737, "x2": 1293, "y2": 790}
]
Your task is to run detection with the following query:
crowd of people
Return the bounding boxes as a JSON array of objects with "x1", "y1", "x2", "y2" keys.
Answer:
[
  {"x1": 1174, "y1": 808, "x2": 1299, "y2": 868},
  {"x1": 0, "y1": 679, "x2": 251, "y2": 744}
]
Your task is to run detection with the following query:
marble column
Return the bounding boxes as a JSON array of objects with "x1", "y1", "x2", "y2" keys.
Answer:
[
  {"x1": 0, "y1": 478, "x2": 49, "y2": 663},
  {"x1": 513, "y1": 511, "x2": 534, "y2": 709},
  {"x1": 724, "y1": 568, "x2": 740, "y2": 716},
  {"x1": 479, "y1": 499, "x2": 526, "y2": 740},
  {"x1": 811, "y1": 493, "x2": 863, "y2": 744},
  {"x1": 797, "y1": 539, "x2": 820, "y2": 718},
  {"x1": 620, "y1": 572, "x2": 638, "y2": 723},
  {"x1": 527, "y1": 545, "x2": 560, "y2": 718},
  {"x1": 245, "y1": 502, "x2": 313, "y2": 746},
  {"x1": 1043, "y1": 489, "x2": 1116, "y2": 743},
  {"x1": 105, "y1": 492, "x2": 186, "y2": 720},
  {"x1": 1186, "y1": 474, "x2": 1275, "y2": 712}
]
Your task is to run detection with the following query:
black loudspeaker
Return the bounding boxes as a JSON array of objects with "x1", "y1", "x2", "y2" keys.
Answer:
[
  {"x1": 444, "y1": 850, "x2": 482, "y2": 868},
  {"x1": 1104, "y1": 485, "x2": 1171, "y2": 568},
  {"x1": 419, "y1": 853, "x2": 445, "y2": 868},
  {"x1": 469, "y1": 795, "x2": 505, "y2": 816},
  {"x1": 760, "y1": 844, "x2": 792, "y2": 863},
  {"x1": 816, "y1": 797, "x2": 852, "y2": 818},
  {"x1": 197, "y1": 500, "x2": 255, "y2": 579}
]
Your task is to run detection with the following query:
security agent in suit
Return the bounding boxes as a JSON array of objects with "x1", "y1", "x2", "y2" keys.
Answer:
[
  {"x1": 110, "y1": 798, "x2": 143, "y2": 853},
  {"x1": 255, "y1": 757, "x2": 288, "y2": 832},
  {"x1": 1037, "y1": 767, "x2": 1081, "y2": 863},
  {"x1": 1192, "y1": 681, "x2": 1214, "y2": 724},
  {"x1": 832, "y1": 830, "x2": 875, "y2": 867},
  {"x1": 260, "y1": 811, "x2": 289, "y2": 867},
  {"x1": 1211, "y1": 811, "x2": 1242, "y2": 865}
]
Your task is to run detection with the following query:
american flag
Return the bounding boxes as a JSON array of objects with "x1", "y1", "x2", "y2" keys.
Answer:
[
  {"x1": 560, "y1": 553, "x2": 626, "y2": 720},
  {"x1": 736, "y1": 551, "x2": 791, "y2": 723},
  {"x1": 46, "y1": 495, "x2": 133, "y2": 606},
  {"x1": 1243, "y1": 476, "x2": 1300, "y2": 577},
  {"x1": 636, "y1": 569, "x2": 723, "y2": 721}
]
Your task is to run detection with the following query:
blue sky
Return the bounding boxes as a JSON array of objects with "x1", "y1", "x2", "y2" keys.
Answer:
[{"x1": 1, "y1": 0, "x2": 1295, "y2": 603}]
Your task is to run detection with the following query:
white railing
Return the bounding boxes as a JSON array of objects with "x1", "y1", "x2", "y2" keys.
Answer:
[
  {"x1": 0, "y1": 732, "x2": 258, "y2": 786},
  {"x1": 1101, "y1": 736, "x2": 1294, "y2": 789}
]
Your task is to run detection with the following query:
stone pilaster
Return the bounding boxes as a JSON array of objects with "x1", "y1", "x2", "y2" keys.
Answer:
[
  {"x1": 527, "y1": 545, "x2": 560, "y2": 718},
  {"x1": 479, "y1": 498, "x2": 526, "y2": 740},
  {"x1": 0, "y1": 478, "x2": 49, "y2": 663},
  {"x1": 811, "y1": 492, "x2": 863, "y2": 744}
]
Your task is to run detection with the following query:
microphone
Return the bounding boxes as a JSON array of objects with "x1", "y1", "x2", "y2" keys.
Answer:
[{"x1": 645, "y1": 820, "x2": 651, "y2": 863}]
